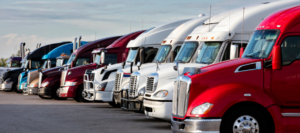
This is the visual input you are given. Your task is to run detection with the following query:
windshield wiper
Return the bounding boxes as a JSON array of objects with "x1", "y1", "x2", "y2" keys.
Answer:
[
  {"x1": 199, "y1": 61, "x2": 209, "y2": 65},
  {"x1": 244, "y1": 54, "x2": 254, "y2": 59}
]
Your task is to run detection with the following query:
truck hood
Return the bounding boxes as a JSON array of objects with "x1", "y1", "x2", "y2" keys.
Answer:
[
  {"x1": 65, "y1": 63, "x2": 97, "y2": 81},
  {"x1": 43, "y1": 67, "x2": 62, "y2": 77},
  {"x1": 122, "y1": 63, "x2": 157, "y2": 74}
]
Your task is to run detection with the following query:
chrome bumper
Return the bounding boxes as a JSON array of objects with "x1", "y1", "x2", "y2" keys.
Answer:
[
  {"x1": 121, "y1": 89, "x2": 143, "y2": 111},
  {"x1": 171, "y1": 118, "x2": 221, "y2": 133},
  {"x1": 83, "y1": 79, "x2": 94, "y2": 101}
]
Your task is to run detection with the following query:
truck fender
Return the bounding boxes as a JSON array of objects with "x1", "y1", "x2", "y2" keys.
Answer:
[{"x1": 188, "y1": 83, "x2": 278, "y2": 118}]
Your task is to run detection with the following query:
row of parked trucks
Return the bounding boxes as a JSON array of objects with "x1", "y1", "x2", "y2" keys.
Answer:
[{"x1": 3, "y1": 0, "x2": 300, "y2": 132}]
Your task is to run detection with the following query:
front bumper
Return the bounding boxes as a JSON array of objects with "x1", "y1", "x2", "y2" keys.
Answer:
[
  {"x1": 26, "y1": 87, "x2": 38, "y2": 95},
  {"x1": 171, "y1": 118, "x2": 221, "y2": 133},
  {"x1": 1, "y1": 82, "x2": 13, "y2": 91},
  {"x1": 113, "y1": 90, "x2": 122, "y2": 105},
  {"x1": 144, "y1": 99, "x2": 172, "y2": 121},
  {"x1": 38, "y1": 87, "x2": 52, "y2": 98},
  {"x1": 59, "y1": 86, "x2": 77, "y2": 98},
  {"x1": 83, "y1": 80, "x2": 94, "y2": 101},
  {"x1": 121, "y1": 90, "x2": 143, "y2": 111},
  {"x1": 94, "y1": 91, "x2": 113, "y2": 102}
]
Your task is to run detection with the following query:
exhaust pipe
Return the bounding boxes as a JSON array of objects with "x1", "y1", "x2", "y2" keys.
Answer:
[
  {"x1": 73, "y1": 37, "x2": 77, "y2": 52},
  {"x1": 20, "y1": 42, "x2": 26, "y2": 59},
  {"x1": 36, "y1": 43, "x2": 39, "y2": 49},
  {"x1": 39, "y1": 43, "x2": 42, "y2": 48},
  {"x1": 78, "y1": 36, "x2": 82, "y2": 48}
]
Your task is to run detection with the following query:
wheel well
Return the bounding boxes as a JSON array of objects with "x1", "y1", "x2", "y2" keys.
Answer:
[{"x1": 221, "y1": 101, "x2": 275, "y2": 132}]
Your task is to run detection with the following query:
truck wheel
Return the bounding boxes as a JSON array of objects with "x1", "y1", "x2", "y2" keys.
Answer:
[
  {"x1": 221, "y1": 106, "x2": 269, "y2": 133},
  {"x1": 52, "y1": 85, "x2": 67, "y2": 100},
  {"x1": 108, "y1": 99, "x2": 120, "y2": 108},
  {"x1": 73, "y1": 97, "x2": 81, "y2": 102},
  {"x1": 76, "y1": 85, "x2": 90, "y2": 103},
  {"x1": 38, "y1": 95, "x2": 51, "y2": 99}
]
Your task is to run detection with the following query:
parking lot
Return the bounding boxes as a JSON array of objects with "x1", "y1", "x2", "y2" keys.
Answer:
[{"x1": 0, "y1": 91, "x2": 172, "y2": 133}]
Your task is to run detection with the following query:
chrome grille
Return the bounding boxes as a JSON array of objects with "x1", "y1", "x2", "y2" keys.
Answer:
[
  {"x1": 146, "y1": 73, "x2": 158, "y2": 92},
  {"x1": 129, "y1": 72, "x2": 140, "y2": 97},
  {"x1": 18, "y1": 75, "x2": 21, "y2": 89},
  {"x1": 90, "y1": 73, "x2": 95, "y2": 81},
  {"x1": 27, "y1": 72, "x2": 31, "y2": 85},
  {"x1": 38, "y1": 72, "x2": 42, "y2": 88},
  {"x1": 146, "y1": 77, "x2": 154, "y2": 91},
  {"x1": 172, "y1": 76, "x2": 191, "y2": 118},
  {"x1": 114, "y1": 72, "x2": 122, "y2": 91},
  {"x1": 61, "y1": 71, "x2": 67, "y2": 86}
]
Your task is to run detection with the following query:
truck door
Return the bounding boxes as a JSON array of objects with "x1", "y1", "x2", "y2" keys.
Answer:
[{"x1": 271, "y1": 35, "x2": 300, "y2": 132}]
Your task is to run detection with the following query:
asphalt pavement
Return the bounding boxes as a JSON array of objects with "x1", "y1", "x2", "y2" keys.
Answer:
[{"x1": 0, "y1": 91, "x2": 172, "y2": 133}]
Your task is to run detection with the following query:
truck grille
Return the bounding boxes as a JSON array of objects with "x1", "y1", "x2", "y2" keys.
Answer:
[
  {"x1": 27, "y1": 72, "x2": 31, "y2": 85},
  {"x1": 129, "y1": 72, "x2": 140, "y2": 97},
  {"x1": 18, "y1": 75, "x2": 21, "y2": 88},
  {"x1": 90, "y1": 73, "x2": 95, "y2": 82},
  {"x1": 172, "y1": 76, "x2": 191, "y2": 118},
  {"x1": 38, "y1": 72, "x2": 42, "y2": 88},
  {"x1": 146, "y1": 73, "x2": 158, "y2": 92},
  {"x1": 114, "y1": 72, "x2": 123, "y2": 91},
  {"x1": 61, "y1": 71, "x2": 67, "y2": 86}
]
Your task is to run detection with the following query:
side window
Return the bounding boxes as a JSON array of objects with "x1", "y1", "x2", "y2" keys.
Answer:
[
  {"x1": 76, "y1": 58, "x2": 90, "y2": 67},
  {"x1": 222, "y1": 43, "x2": 231, "y2": 61},
  {"x1": 173, "y1": 46, "x2": 181, "y2": 58},
  {"x1": 31, "y1": 61, "x2": 41, "y2": 69},
  {"x1": 144, "y1": 48, "x2": 158, "y2": 63},
  {"x1": 104, "y1": 54, "x2": 118, "y2": 65},
  {"x1": 51, "y1": 60, "x2": 56, "y2": 68},
  {"x1": 281, "y1": 36, "x2": 300, "y2": 65}
]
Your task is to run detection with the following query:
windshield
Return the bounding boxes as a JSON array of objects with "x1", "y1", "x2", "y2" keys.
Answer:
[
  {"x1": 175, "y1": 42, "x2": 198, "y2": 63},
  {"x1": 196, "y1": 42, "x2": 222, "y2": 64},
  {"x1": 67, "y1": 53, "x2": 76, "y2": 65},
  {"x1": 243, "y1": 30, "x2": 280, "y2": 59},
  {"x1": 126, "y1": 48, "x2": 139, "y2": 62},
  {"x1": 153, "y1": 45, "x2": 171, "y2": 62},
  {"x1": 94, "y1": 53, "x2": 101, "y2": 64}
]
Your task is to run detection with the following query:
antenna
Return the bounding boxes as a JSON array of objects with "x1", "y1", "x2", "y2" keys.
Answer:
[
  {"x1": 209, "y1": 5, "x2": 212, "y2": 31},
  {"x1": 229, "y1": 0, "x2": 231, "y2": 36},
  {"x1": 130, "y1": 22, "x2": 132, "y2": 40},
  {"x1": 95, "y1": 32, "x2": 96, "y2": 40},
  {"x1": 242, "y1": 7, "x2": 245, "y2": 48}
]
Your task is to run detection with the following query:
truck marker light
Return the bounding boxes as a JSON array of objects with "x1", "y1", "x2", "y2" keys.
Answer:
[
  {"x1": 186, "y1": 36, "x2": 191, "y2": 40},
  {"x1": 162, "y1": 40, "x2": 166, "y2": 43},
  {"x1": 196, "y1": 36, "x2": 199, "y2": 40},
  {"x1": 170, "y1": 40, "x2": 172, "y2": 43},
  {"x1": 211, "y1": 37, "x2": 214, "y2": 39},
  {"x1": 277, "y1": 25, "x2": 281, "y2": 28}
]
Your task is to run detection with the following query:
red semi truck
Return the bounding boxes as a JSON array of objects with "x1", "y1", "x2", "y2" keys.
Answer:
[
  {"x1": 38, "y1": 36, "x2": 121, "y2": 99},
  {"x1": 171, "y1": 6, "x2": 300, "y2": 133},
  {"x1": 59, "y1": 31, "x2": 144, "y2": 102}
]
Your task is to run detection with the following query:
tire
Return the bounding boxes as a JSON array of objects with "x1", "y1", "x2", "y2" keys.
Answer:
[
  {"x1": 13, "y1": 82, "x2": 21, "y2": 93},
  {"x1": 52, "y1": 84, "x2": 67, "y2": 100},
  {"x1": 39, "y1": 95, "x2": 51, "y2": 99},
  {"x1": 73, "y1": 97, "x2": 81, "y2": 102},
  {"x1": 108, "y1": 98, "x2": 120, "y2": 108},
  {"x1": 220, "y1": 106, "x2": 271, "y2": 133},
  {"x1": 76, "y1": 85, "x2": 90, "y2": 103}
]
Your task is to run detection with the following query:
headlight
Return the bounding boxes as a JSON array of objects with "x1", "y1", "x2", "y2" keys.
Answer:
[
  {"x1": 30, "y1": 83, "x2": 38, "y2": 87},
  {"x1": 68, "y1": 71, "x2": 72, "y2": 75},
  {"x1": 122, "y1": 83, "x2": 129, "y2": 90},
  {"x1": 153, "y1": 90, "x2": 168, "y2": 98},
  {"x1": 138, "y1": 87, "x2": 145, "y2": 96},
  {"x1": 191, "y1": 102, "x2": 213, "y2": 115},
  {"x1": 97, "y1": 82, "x2": 107, "y2": 91},
  {"x1": 41, "y1": 81, "x2": 49, "y2": 87},
  {"x1": 65, "y1": 81, "x2": 77, "y2": 86}
]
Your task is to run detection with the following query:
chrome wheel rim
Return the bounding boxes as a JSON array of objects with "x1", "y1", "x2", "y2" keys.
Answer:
[
  {"x1": 82, "y1": 91, "x2": 87, "y2": 98},
  {"x1": 233, "y1": 115, "x2": 259, "y2": 133},
  {"x1": 56, "y1": 88, "x2": 60, "y2": 97}
]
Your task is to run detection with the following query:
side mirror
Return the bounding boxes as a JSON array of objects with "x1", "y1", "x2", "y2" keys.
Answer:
[
  {"x1": 122, "y1": 62, "x2": 126, "y2": 69},
  {"x1": 173, "y1": 62, "x2": 178, "y2": 71},
  {"x1": 230, "y1": 44, "x2": 239, "y2": 59},
  {"x1": 70, "y1": 61, "x2": 74, "y2": 68},
  {"x1": 130, "y1": 62, "x2": 133, "y2": 73},
  {"x1": 100, "y1": 51, "x2": 105, "y2": 64},
  {"x1": 272, "y1": 45, "x2": 281, "y2": 70},
  {"x1": 47, "y1": 60, "x2": 51, "y2": 68},
  {"x1": 137, "y1": 62, "x2": 141, "y2": 70}
]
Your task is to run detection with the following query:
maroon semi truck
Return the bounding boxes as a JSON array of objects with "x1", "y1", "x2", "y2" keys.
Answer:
[
  {"x1": 38, "y1": 36, "x2": 121, "y2": 100},
  {"x1": 58, "y1": 30, "x2": 145, "y2": 102}
]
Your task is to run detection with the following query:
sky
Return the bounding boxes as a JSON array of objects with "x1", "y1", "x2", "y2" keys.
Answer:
[{"x1": 0, "y1": 0, "x2": 279, "y2": 58}]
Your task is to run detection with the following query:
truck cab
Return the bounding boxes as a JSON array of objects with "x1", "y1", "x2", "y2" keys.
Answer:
[
  {"x1": 1, "y1": 41, "x2": 70, "y2": 92},
  {"x1": 122, "y1": 15, "x2": 212, "y2": 112},
  {"x1": 0, "y1": 57, "x2": 22, "y2": 78},
  {"x1": 55, "y1": 36, "x2": 121, "y2": 101},
  {"x1": 111, "y1": 19, "x2": 192, "y2": 108},
  {"x1": 82, "y1": 30, "x2": 145, "y2": 104},
  {"x1": 24, "y1": 41, "x2": 88, "y2": 95},
  {"x1": 171, "y1": 3, "x2": 300, "y2": 133}
]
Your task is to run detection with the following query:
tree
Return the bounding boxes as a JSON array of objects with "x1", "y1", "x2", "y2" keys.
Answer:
[{"x1": 0, "y1": 58, "x2": 8, "y2": 67}]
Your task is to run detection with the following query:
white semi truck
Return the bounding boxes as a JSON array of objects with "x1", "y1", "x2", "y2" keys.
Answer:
[
  {"x1": 83, "y1": 19, "x2": 190, "y2": 106},
  {"x1": 119, "y1": 15, "x2": 212, "y2": 111},
  {"x1": 143, "y1": 0, "x2": 300, "y2": 121}
]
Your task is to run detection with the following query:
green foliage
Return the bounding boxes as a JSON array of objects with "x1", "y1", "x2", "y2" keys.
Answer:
[{"x1": 0, "y1": 58, "x2": 8, "y2": 67}]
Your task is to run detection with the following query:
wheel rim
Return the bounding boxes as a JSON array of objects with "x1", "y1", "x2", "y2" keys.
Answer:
[
  {"x1": 56, "y1": 88, "x2": 60, "y2": 97},
  {"x1": 233, "y1": 115, "x2": 259, "y2": 133},
  {"x1": 82, "y1": 90, "x2": 87, "y2": 98}
]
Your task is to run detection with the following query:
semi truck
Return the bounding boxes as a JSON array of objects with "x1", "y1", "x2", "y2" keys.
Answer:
[
  {"x1": 60, "y1": 31, "x2": 145, "y2": 102},
  {"x1": 171, "y1": 3, "x2": 300, "y2": 133},
  {"x1": 1, "y1": 42, "x2": 70, "y2": 92},
  {"x1": 121, "y1": 15, "x2": 211, "y2": 112},
  {"x1": 24, "y1": 40, "x2": 89, "y2": 95},
  {"x1": 81, "y1": 30, "x2": 145, "y2": 104},
  {"x1": 39, "y1": 36, "x2": 120, "y2": 100},
  {"x1": 111, "y1": 19, "x2": 191, "y2": 108}
]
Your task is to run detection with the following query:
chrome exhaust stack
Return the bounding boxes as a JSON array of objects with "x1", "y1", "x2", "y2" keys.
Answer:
[
  {"x1": 78, "y1": 36, "x2": 82, "y2": 48},
  {"x1": 73, "y1": 37, "x2": 77, "y2": 52},
  {"x1": 20, "y1": 42, "x2": 26, "y2": 59}
]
